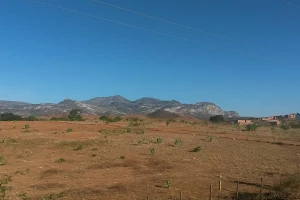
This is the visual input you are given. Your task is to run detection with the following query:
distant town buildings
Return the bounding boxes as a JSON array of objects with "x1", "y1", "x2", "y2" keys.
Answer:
[
  {"x1": 235, "y1": 119, "x2": 253, "y2": 125},
  {"x1": 288, "y1": 114, "x2": 296, "y2": 119},
  {"x1": 233, "y1": 113, "x2": 298, "y2": 126}
]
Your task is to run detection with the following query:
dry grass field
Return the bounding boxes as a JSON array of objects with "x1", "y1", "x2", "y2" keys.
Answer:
[{"x1": 0, "y1": 117, "x2": 300, "y2": 200}]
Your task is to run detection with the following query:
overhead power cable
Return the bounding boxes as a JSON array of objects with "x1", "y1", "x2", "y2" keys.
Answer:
[
  {"x1": 283, "y1": 0, "x2": 300, "y2": 9},
  {"x1": 91, "y1": 0, "x2": 259, "y2": 47},
  {"x1": 29, "y1": 0, "x2": 266, "y2": 58}
]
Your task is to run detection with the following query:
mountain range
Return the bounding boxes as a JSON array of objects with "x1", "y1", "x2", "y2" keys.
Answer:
[{"x1": 0, "y1": 95, "x2": 239, "y2": 119}]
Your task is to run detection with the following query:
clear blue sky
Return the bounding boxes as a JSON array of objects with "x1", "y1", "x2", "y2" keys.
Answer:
[{"x1": 0, "y1": 0, "x2": 299, "y2": 117}]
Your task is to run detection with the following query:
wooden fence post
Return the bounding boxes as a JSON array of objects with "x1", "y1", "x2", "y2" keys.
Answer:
[
  {"x1": 260, "y1": 177, "x2": 263, "y2": 195},
  {"x1": 236, "y1": 181, "x2": 239, "y2": 200},
  {"x1": 210, "y1": 185, "x2": 213, "y2": 200},
  {"x1": 219, "y1": 180, "x2": 222, "y2": 191},
  {"x1": 180, "y1": 190, "x2": 182, "y2": 200}
]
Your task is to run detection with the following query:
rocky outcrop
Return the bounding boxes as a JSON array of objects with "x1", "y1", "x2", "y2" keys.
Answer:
[{"x1": 0, "y1": 96, "x2": 239, "y2": 119}]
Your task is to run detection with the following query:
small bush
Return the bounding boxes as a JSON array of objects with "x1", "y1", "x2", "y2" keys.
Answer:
[
  {"x1": 100, "y1": 116, "x2": 112, "y2": 123},
  {"x1": 209, "y1": 115, "x2": 224, "y2": 123},
  {"x1": 270, "y1": 125, "x2": 276, "y2": 132},
  {"x1": 100, "y1": 115, "x2": 122, "y2": 123},
  {"x1": 138, "y1": 140, "x2": 144, "y2": 145},
  {"x1": 166, "y1": 119, "x2": 176, "y2": 126},
  {"x1": 136, "y1": 129, "x2": 145, "y2": 134},
  {"x1": 125, "y1": 127, "x2": 131, "y2": 133},
  {"x1": 24, "y1": 124, "x2": 30, "y2": 129},
  {"x1": 18, "y1": 192, "x2": 29, "y2": 200},
  {"x1": 66, "y1": 128, "x2": 73, "y2": 133},
  {"x1": 273, "y1": 172, "x2": 300, "y2": 198},
  {"x1": 14, "y1": 170, "x2": 25, "y2": 175},
  {"x1": 28, "y1": 116, "x2": 39, "y2": 121},
  {"x1": 120, "y1": 156, "x2": 125, "y2": 160},
  {"x1": 56, "y1": 158, "x2": 66, "y2": 163},
  {"x1": 206, "y1": 136, "x2": 213, "y2": 142},
  {"x1": 245, "y1": 124, "x2": 258, "y2": 131},
  {"x1": 113, "y1": 116, "x2": 122, "y2": 122},
  {"x1": 280, "y1": 124, "x2": 290, "y2": 130},
  {"x1": 174, "y1": 139, "x2": 183, "y2": 146},
  {"x1": 73, "y1": 145, "x2": 82, "y2": 151},
  {"x1": 0, "y1": 175, "x2": 12, "y2": 199},
  {"x1": 128, "y1": 121, "x2": 142, "y2": 127},
  {"x1": 166, "y1": 180, "x2": 172, "y2": 189},
  {"x1": 156, "y1": 138, "x2": 163, "y2": 144},
  {"x1": 290, "y1": 123, "x2": 300, "y2": 129},
  {"x1": 40, "y1": 192, "x2": 65, "y2": 200},
  {"x1": 150, "y1": 148, "x2": 156, "y2": 155},
  {"x1": 126, "y1": 117, "x2": 141, "y2": 122},
  {"x1": 0, "y1": 156, "x2": 7, "y2": 165},
  {"x1": 50, "y1": 117, "x2": 69, "y2": 121},
  {"x1": 0, "y1": 112, "x2": 23, "y2": 121},
  {"x1": 68, "y1": 109, "x2": 83, "y2": 121},
  {"x1": 191, "y1": 146, "x2": 201, "y2": 152}
]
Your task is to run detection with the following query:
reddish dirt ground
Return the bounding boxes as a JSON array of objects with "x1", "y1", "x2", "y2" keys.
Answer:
[{"x1": 0, "y1": 119, "x2": 300, "y2": 200}]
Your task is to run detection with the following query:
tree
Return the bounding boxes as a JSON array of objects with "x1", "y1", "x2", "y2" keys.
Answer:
[
  {"x1": 68, "y1": 109, "x2": 83, "y2": 121},
  {"x1": 0, "y1": 113, "x2": 23, "y2": 121},
  {"x1": 28, "y1": 116, "x2": 39, "y2": 121},
  {"x1": 209, "y1": 115, "x2": 224, "y2": 123},
  {"x1": 245, "y1": 124, "x2": 258, "y2": 131}
]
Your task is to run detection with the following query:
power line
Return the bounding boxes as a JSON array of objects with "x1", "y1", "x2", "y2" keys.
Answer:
[
  {"x1": 283, "y1": 0, "x2": 300, "y2": 9},
  {"x1": 91, "y1": 0, "x2": 257, "y2": 46},
  {"x1": 29, "y1": 0, "x2": 265, "y2": 58}
]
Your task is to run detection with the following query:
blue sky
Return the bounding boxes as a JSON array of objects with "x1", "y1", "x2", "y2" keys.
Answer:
[{"x1": 0, "y1": 0, "x2": 299, "y2": 117}]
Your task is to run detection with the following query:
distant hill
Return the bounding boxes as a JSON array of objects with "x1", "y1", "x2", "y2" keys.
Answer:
[
  {"x1": 0, "y1": 96, "x2": 239, "y2": 119},
  {"x1": 146, "y1": 109, "x2": 181, "y2": 119}
]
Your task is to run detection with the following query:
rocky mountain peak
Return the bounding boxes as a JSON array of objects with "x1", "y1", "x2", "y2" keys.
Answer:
[{"x1": 0, "y1": 96, "x2": 240, "y2": 119}]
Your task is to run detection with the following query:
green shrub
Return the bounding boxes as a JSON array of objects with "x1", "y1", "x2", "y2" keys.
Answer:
[
  {"x1": 50, "y1": 117, "x2": 69, "y2": 121},
  {"x1": 166, "y1": 180, "x2": 172, "y2": 189},
  {"x1": 120, "y1": 156, "x2": 125, "y2": 160},
  {"x1": 174, "y1": 139, "x2": 183, "y2": 146},
  {"x1": 150, "y1": 148, "x2": 156, "y2": 155},
  {"x1": 206, "y1": 136, "x2": 213, "y2": 142},
  {"x1": 290, "y1": 123, "x2": 300, "y2": 129},
  {"x1": 73, "y1": 145, "x2": 82, "y2": 151},
  {"x1": 245, "y1": 124, "x2": 258, "y2": 131},
  {"x1": 136, "y1": 129, "x2": 145, "y2": 134},
  {"x1": 126, "y1": 117, "x2": 141, "y2": 122},
  {"x1": 209, "y1": 115, "x2": 224, "y2": 123},
  {"x1": 125, "y1": 127, "x2": 131, "y2": 133},
  {"x1": 28, "y1": 116, "x2": 39, "y2": 121},
  {"x1": 56, "y1": 158, "x2": 66, "y2": 163},
  {"x1": 280, "y1": 124, "x2": 290, "y2": 130},
  {"x1": 68, "y1": 109, "x2": 83, "y2": 121},
  {"x1": 191, "y1": 146, "x2": 201, "y2": 152},
  {"x1": 156, "y1": 138, "x2": 163, "y2": 144},
  {"x1": 100, "y1": 115, "x2": 122, "y2": 123},
  {"x1": 18, "y1": 192, "x2": 29, "y2": 200},
  {"x1": 0, "y1": 156, "x2": 7, "y2": 165},
  {"x1": 66, "y1": 128, "x2": 73, "y2": 133},
  {"x1": 270, "y1": 125, "x2": 276, "y2": 132},
  {"x1": 24, "y1": 124, "x2": 30, "y2": 129},
  {"x1": 0, "y1": 112, "x2": 23, "y2": 121},
  {"x1": 113, "y1": 116, "x2": 122, "y2": 122},
  {"x1": 166, "y1": 119, "x2": 176, "y2": 126},
  {"x1": 273, "y1": 172, "x2": 300, "y2": 198},
  {"x1": 0, "y1": 175, "x2": 12, "y2": 199}
]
